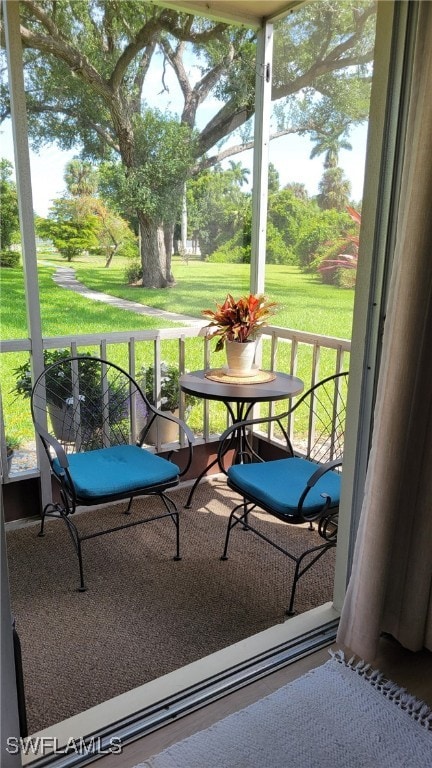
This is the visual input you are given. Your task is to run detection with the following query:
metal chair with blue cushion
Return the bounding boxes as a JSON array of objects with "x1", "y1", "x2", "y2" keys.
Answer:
[
  {"x1": 30, "y1": 354, "x2": 194, "y2": 591},
  {"x1": 217, "y1": 372, "x2": 348, "y2": 616}
]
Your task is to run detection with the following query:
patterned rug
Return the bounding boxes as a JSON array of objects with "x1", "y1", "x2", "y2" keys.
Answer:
[
  {"x1": 136, "y1": 652, "x2": 432, "y2": 768},
  {"x1": 6, "y1": 477, "x2": 335, "y2": 733}
]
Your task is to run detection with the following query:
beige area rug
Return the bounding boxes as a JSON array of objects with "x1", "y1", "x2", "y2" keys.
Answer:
[
  {"x1": 136, "y1": 652, "x2": 432, "y2": 768},
  {"x1": 6, "y1": 478, "x2": 335, "y2": 734}
]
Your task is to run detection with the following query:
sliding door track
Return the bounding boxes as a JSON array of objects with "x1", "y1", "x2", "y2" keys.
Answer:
[{"x1": 32, "y1": 619, "x2": 338, "y2": 768}]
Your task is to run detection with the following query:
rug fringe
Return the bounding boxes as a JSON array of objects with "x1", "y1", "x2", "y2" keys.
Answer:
[{"x1": 330, "y1": 649, "x2": 432, "y2": 730}]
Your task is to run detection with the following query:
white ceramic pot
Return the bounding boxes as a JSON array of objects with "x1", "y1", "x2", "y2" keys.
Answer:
[
  {"x1": 48, "y1": 402, "x2": 77, "y2": 443},
  {"x1": 225, "y1": 339, "x2": 256, "y2": 376},
  {"x1": 146, "y1": 409, "x2": 179, "y2": 445},
  {"x1": 48, "y1": 402, "x2": 94, "y2": 444}
]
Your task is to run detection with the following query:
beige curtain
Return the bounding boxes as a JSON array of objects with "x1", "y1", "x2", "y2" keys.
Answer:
[{"x1": 337, "y1": 1, "x2": 432, "y2": 660}]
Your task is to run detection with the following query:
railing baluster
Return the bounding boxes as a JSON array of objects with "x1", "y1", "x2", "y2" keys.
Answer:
[
  {"x1": 128, "y1": 339, "x2": 136, "y2": 444},
  {"x1": 179, "y1": 336, "x2": 186, "y2": 447},
  {"x1": 268, "y1": 331, "x2": 279, "y2": 440},
  {"x1": 203, "y1": 336, "x2": 211, "y2": 440},
  {"x1": 1, "y1": 325, "x2": 351, "y2": 482},
  {"x1": 288, "y1": 337, "x2": 299, "y2": 442}
]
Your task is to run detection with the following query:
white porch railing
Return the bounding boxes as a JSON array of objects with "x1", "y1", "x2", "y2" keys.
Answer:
[{"x1": 0, "y1": 324, "x2": 351, "y2": 485}]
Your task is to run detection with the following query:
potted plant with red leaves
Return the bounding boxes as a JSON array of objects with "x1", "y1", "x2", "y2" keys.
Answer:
[{"x1": 202, "y1": 293, "x2": 276, "y2": 376}]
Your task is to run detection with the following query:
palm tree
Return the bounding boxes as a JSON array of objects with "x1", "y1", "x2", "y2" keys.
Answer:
[
  {"x1": 228, "y1": 160, "x2": 250, "y2": 187},
  {"x1": 309, "y1": 127, "x2": 352, "y2": 167},
  {"x1": 310, "y1": 128, "x2": 352, "y2": 211},
  {"x1": 64, "y1": 159, "x2": 98, "y2": 197}
]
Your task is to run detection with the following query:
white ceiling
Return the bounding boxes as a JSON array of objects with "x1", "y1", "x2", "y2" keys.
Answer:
[{"x1": 153, "y1": 1, "x2": 307, "y2": 28}]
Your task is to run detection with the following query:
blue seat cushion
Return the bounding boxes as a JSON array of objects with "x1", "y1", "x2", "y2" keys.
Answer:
[
  {"x1": 52, "y1": 445, "x2": 179, "y2": 500},
  {"x1": 227, "y1": 457, "x2": 341, "y2": 518}
]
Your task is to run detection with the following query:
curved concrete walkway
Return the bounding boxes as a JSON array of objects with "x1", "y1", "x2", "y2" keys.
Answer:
[{"x1": 50, "y1": 265, "x2": 205, "y2": 326}]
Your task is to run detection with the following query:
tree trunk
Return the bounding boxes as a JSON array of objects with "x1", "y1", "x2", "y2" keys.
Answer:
[
  {"x1": 138, "y1": 211, "x2": 169, "y2": 288},
  {"x1": 163, "y1": 223, "x2": 176, "y2": 284},
  {"x1": 181, "y1": 182, "x2": 188, "y2": 253},
  {"x1": 105, "y1": 244, "x2": 119, "y2": 268}
]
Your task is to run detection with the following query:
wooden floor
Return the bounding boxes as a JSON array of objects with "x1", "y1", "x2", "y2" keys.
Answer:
[{"x1": 95, "y1": 636, "x2": 432, "y2": 768}]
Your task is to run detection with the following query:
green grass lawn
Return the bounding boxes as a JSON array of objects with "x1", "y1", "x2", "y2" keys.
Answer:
[
  {"x1": 1, "y1": 251, "x2": 354, "y2": 446},
  {"x1": 75, "y1": 255, "x2": 355, "y2": 339}
]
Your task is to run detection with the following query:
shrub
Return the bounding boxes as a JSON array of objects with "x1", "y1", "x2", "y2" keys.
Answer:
[
  {"x1": 12, "y1": 349, "x2": 104, "y2": 407},
  {"x1": 0, "y1": 249, "x2": 20, "y2": 268},
  {"x1": 6, "y1": 432, "x2": 21, "y2": 452},
  {"x1": 138, "y1": 361, "x2": 198, "y2": 412},
  {"x1": 124, "y1": 259, "x2": 143, "y2": 284},
  {"x1": 12, "y1": 350, "x2": 128, "y2": 446},
  {"x1": 208, "y1": 244, "x2": 250, "y2": 264},
  {"x1": 265, "y1": 222, "x2": 293, "y2": 264}
]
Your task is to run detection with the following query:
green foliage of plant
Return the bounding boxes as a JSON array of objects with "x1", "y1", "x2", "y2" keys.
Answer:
[
  {"x1": 315, "y1": 206, "x2": 360, "y2": 286},
  {"x1": 6, "y1": 432, "x2": 22, "y2": 452},
  {"x1": 36, "y1": 199, "x2": 100, "y2": 262},
  {"x1": 138, "y1": 361, "x2": 198, "y2": 413},
  {"x1": 317, "y1": 164, "x2": 352, "y2": 212},
  {"x1": 0, "y1": 159, "x2": 20, "y2": 249},
  {"x1": 187, "y1": 166, "x2": 251, "y2": 258},
  {"x1": 207, "y1": 243, "x2": 250, "y2": 264},
  {"x1": 64, "y1": 159, "x2": 98, "y2": 197},
  {"x1": 124, "y1": 259, "x2": 143, "y2": 284},
  {"x1": 296, "y1": 208, "x2": 354, "y2": 271},
  {"x1": 11, "y1": 349, "x2": 99, "y2": 406},
  {"x1": 268, "y1": 188, "x2": 314, "y2": 257},
  {"x1": 101, "y1": 111, "x2": 197, "y2": 226},
  {"x1": 0, "y1": 250, "x2": 20, "y2": 268},
  {"x1": 202, "y1": 293, "x2": 277, "y2": 351},
  {"x1": 206, "y1": 187, "x2": 354, "y2": 271},
  {"x1": 265, "y1": 221, "x2": 295, "y2": 265}
]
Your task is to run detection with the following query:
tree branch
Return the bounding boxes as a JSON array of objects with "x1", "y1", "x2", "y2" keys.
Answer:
[
  {"x1": 160, "y1": 39, "x2": 190, "y2": 102},
  {"x1": 194, "y1": 126, "x2": 315, "y2": 174},
  {"x1": 19, "y1": 3, "x2": 112, "y2": 102},
  {"x1": 109, "y1": 17, "x2": 163, "y2": 93},
  {"x1": 109, "y1": 10, "x2": 227, "y2": 95},
  {"x1": 26, "y1": 103, "x2": 120, "y2": 153},
  {"x1": 132, "y1": 42, "x2": 157, "y2": 112},
  {"x1": 163, "y1": 13, "x2": 228, "y2": 45}
]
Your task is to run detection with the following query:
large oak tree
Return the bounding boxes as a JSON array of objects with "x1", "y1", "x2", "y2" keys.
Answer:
[{"x1": 1, "y1": 0, "x2": 376, "y2": 287}]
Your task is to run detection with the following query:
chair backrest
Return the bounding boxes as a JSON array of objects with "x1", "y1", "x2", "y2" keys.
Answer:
[
  {"x1": 31, "y1": 355, "x2": 150, "y2": 456},
  {"x1": 289, "y1": 371, "x2": 349, "y2": 464}
]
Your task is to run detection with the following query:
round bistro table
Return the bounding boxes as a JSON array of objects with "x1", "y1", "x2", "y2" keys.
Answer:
[{"x1": 180, "y1": 369, "x2": 304, "y2": 508}]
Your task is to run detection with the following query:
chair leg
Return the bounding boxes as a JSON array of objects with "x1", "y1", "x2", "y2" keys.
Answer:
[
  {"x1": 160, "y1": 492, "x2": 181, "y2": 561},
  {"x1": 61, "y1": 513, "x2": 87, "y2": 591},
  {"x1": 285, "y1": 542, "x2": 335, "y2": 616},
  {"x1": 286, "y1": 559, "x2": 302, "y2": 616},
  {"x1": 220, "y1": 501, "x2": 249, "y2": 560},
  {"x1": 124, "y1": 496, "x2": 134, "y2": 515},
  {"x1": 220, "y1": 520, "x2": 232, "y2": 560},
  {"x1": 36, "y1": 500, "x2": 87, "y2": 590},
  {"x1": 241, "y1": 497, "x2": 250, "y2": 530},
  {"x1": 37, "y1": 501, "x2": 61, "y2": 537},
  {"x1": 38, "y1": 507, "x2": 47, "y2": 537}
]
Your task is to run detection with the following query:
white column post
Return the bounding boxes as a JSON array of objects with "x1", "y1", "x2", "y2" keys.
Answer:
[
  {"x1": 3, "y1": 0, "x2": 52, "y2": 508},
  {"x1": 250, "y1": 22, "x2": 273, "y2": 295}
]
